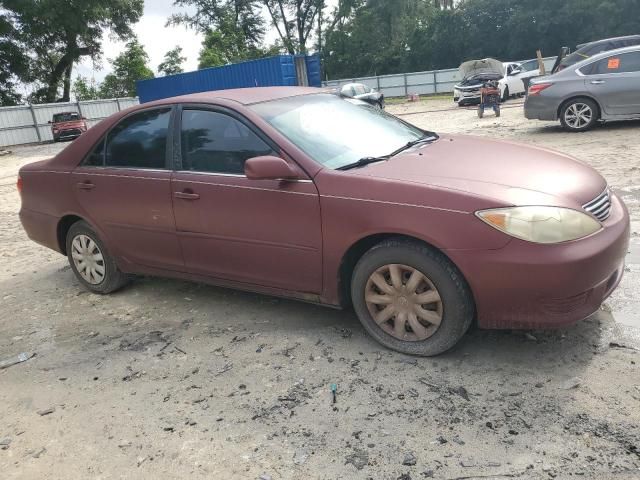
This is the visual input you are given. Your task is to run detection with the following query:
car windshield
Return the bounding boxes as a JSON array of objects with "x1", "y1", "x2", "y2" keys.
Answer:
[
  {"x1": 250, "y1": 94, "x2": 427, "y2": 169},
  {"x1": 53, "y1": 112, "x2": 80, "y2": 122}
]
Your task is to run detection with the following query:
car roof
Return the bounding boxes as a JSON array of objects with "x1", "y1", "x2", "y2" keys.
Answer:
[
  {"x1": 142, "y1": 86, "x2": 326, "y2": 107},
  {"x1": 576, "y1": 34, "x2": 640, "y2": 49}
]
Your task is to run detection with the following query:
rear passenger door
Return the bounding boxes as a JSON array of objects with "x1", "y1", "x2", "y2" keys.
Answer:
[
  {"x1": 584, "y1": 51, "x2": 640, "y2": 116},
  {"x1": 72, "y1": 107, "x2": 183, "y2": 270}
]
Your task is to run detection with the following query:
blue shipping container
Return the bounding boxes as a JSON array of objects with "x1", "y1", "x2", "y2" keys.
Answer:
[{"x1": 137, "y1": 54, "x2": 322, "y2": 103}]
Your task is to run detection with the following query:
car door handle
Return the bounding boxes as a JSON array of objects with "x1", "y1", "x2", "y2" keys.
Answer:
[
  {"x1": 590, "y1": 80, "x2": 606, "y2": 85},
  {"x1": 174, "y1": 191, "x2": 200, "y2": 200},
  {"x1": 77, "y1": 181, "x2": 95, "y2": 190}
]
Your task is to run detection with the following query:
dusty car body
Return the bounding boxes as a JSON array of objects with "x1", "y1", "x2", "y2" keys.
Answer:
[
  {"x1": 19, "y1": 87, "x2": 630, "y2": 356},
  {"x1": 49, "y1": 112, "x2": 88, "y2": 142},
  {"x1": 525, "y1": 45, "x2": 640, "y2": 131}
]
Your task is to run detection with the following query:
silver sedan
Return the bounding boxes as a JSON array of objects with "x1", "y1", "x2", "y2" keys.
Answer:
[{"x1": 525, "y1": 45, "x2": 640, "y2": 131}]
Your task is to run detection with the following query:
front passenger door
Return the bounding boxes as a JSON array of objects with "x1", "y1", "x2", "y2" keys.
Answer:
[{"x1": 171, "y1": 107, "x2": 323, "y2": 294}]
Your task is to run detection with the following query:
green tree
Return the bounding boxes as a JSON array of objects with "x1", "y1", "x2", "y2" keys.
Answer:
[
  {"x1": 2, "y1": 0, "x2": 143, "y2": 102},
  {"x1": 158, "y1": 46, "x2": 186, "y2": 76},
  {"x1": 99, "y1": 39, "x2": 154, "y2": 98},
  {"x1": 197, "y1": 14, "x2": 280, "y2": 68},
  {"x1": 73, "y1": 75, "x2": 100, "y2": 100},
  {"x1": 0, "y1": 14, "x2": 30, "y2": 105}
]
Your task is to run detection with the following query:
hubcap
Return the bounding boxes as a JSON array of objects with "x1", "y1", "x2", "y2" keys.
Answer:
[
  {"x1": 71, "y1": 234, "x2": 105, "y2": 285},
  {"x1": 565, "y1": 103, "x2": 593, "y2": 129},
  {"x1": 365, "y1": 264, "x2": 443, "y2": 342}
]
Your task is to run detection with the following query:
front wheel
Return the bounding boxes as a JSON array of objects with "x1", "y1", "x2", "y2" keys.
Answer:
[
  {"x1": 501, "y1": 86, "x2": 509, "y2": 102},
  {"x1": 66, "y1": 221, "x2": 129, "y2": 294},
  {"x1": 560, "y1": 98, "x2": 598, "y2": 132},
  {"x1": 351, "y1": 239, "x2": 475, "y2": 356}
]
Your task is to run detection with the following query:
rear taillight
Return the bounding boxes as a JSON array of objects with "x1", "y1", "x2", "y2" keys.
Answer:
[
  {"x1": 17, "y1": 175, "x2": 23, "y2": 194},
  {"x1": 528, "y1": 83, "x2": 553, "y2": 96}
]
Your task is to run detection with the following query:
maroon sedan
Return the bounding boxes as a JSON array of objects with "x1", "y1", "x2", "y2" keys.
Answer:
[{"x1": 18, "y1": 87, "x2": 630, "y2": 356}]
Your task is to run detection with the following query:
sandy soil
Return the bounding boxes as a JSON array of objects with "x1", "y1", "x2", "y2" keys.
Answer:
[{"x1": 1, "y1": 99, "x2": 639, "y2": 480}]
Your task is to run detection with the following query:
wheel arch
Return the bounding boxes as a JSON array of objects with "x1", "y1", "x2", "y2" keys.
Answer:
[
  {"x1": 336, "y1": 232, "x2": 474, "y2": 310},
  {"x1": 557, "y1": 95, "x2": 602, "y2": 121},
  {"x1": 56, "y1": 214, "x2": 85, "y2": 255}
]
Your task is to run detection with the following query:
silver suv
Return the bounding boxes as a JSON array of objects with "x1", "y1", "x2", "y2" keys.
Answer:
[{"x1": 525, "y1": 45, "x2": 640, "y2": 131}]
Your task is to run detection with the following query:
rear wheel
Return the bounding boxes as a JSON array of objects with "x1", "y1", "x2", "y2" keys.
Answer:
[
  {"x1": 66, "y1": 221, "x2": 129, "y2": 294},
  {"x1": 560, "y1": 98, "x2": 598, "y2": 132},
  {"x1": 351, "y1": 239, "x2": 474, "y2": 356}
]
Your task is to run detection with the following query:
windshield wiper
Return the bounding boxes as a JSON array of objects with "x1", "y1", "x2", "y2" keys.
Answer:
[
  {"x1": 336, "y1": 131, "x2": 439, "y2": 171},
  {"x1": 336, "y1": 156, "x2": 389, "y2": 171},
  {"x1": 387, "y1": 131, "x2": 439, "y2": 157}
]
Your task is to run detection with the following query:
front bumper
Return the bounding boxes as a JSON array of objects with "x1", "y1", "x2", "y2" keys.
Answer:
[{"x1": 447, "y1": 193, "x2": 630, "y2": 329}]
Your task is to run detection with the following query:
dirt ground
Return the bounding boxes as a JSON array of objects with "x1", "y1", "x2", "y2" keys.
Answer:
[{"x1": 1, "y1": 98, "x2": 639, "y2": 480}]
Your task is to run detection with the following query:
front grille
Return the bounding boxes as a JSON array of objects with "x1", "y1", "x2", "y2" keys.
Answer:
[
  {"x1": 583, "y1": 188, "x2": 611, "y2": 221},
  {"x1": 60, "y1": 128, "x2": 82, "y2": 137}
]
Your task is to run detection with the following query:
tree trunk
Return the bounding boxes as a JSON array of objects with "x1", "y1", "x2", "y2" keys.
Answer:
[
  {"x1": 62, "y1": 63, "x2": 72, "y2": 102},
  {"x1": 45, "y1": 44, "x2": 92, "y2": 103}
]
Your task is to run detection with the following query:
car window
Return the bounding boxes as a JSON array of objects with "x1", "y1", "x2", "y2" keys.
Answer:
[
  {"x1": 250, "y1": 93, "x2": 426, "y2": 170},
  {"x1": 53, "y1": 112, "x2": 80, "y2": 122},
  {"x1": 104, "y1": 108, "x2": 171, "y2": 169},
  {"x1": 354, "y1": 85, "x2": 366, "y2": 95},
  {"x1": 83, "y1": 139, "x2": 105, "y2": 167},
  {"x1": 584, "y1": 52, "x2": 640, "y2": 75},
  {"x1": 180, "y1": 110, "x2": 274, "y2": 175},
  {"x1": 520, "y1": 60, "x2": 538, "y2": 72},
  {"x1": 363, "y1": 85, "x2": 371, "y2": 93}
]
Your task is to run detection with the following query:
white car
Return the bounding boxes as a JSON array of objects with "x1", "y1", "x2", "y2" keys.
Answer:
[
  {"x1": 499, "y1": 62, "x2": 527, "y2": 100},
  {"x1": 453, "y1": 59, "x2": 532, "y2": 106}
]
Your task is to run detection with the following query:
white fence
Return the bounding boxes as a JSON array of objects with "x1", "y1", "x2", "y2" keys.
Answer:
[
  {"x1": 0, "y1": 97, "x2": 139, "y2": 148},
  {"x1": 322, "y1": 57, "x2": 557, "y2": 98}
]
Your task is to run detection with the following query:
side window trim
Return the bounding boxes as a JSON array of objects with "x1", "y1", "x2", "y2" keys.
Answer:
[
  {"x1": 580, "y1": 51, "x2": 640, "y2": 76},
  {"x1": 175, "y1": 103, "x2": 281, "y2": 176},
  {"x1": 79, "y1": 105, "x2": 176, "y2": 170}
]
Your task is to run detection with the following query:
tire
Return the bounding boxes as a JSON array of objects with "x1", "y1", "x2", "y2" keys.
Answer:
[
  {"x1": 65, "y1": 220, "x2": 129, "y2": 294},
  {"x1": 501, "y1": 86, "x2": 509, "y2": 102},
  {"x1": 351, "y1": 238, "x2": 475, "y2": 356},
  {"x1": 559, "y1": 98, "x2": 599, "y2": 132}
]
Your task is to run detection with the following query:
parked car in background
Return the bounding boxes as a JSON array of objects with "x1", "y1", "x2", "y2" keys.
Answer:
[
  {"x1": 19, "y1": 87, "x2": 629, "y2": 356},
  {"x1": 49, "y1": 112, "x2": 88, "y2": 142},
  {"x1": 552, "y1": 34, "x2": 640, "y2": 74},
  {"x1": 339, "y1": 83, "x2": 385, "y2": 108},
  {"x1": 499, "y1": 62, "x2": 527, "y2": 100},
  {"x1": 453, "y1": 59, "x2": 525, "y2": 105},
  {"x1": 525, "y1": 45, "x2": 640, "y2": 131}
]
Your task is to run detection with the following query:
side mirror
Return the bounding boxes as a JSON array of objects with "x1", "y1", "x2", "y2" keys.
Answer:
[{"x1": 244, "y1": 156, "x2": 300, "y2": 181}]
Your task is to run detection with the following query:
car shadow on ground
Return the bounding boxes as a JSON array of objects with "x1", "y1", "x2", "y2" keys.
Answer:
[
  {"x1": 529, "y1": 118, "x2": 640, "y2": 135},
  {"x1": 117, "y1": 274, "x2": 606, "y2": 374}
]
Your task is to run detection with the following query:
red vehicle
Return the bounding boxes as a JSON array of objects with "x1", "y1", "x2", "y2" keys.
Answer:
[
  {"x1": 49, "y1": 111, "x2": 88, "y2": 142},
  {"x1": 18, "y1": 87, "x2": 630, "y2": 356}
]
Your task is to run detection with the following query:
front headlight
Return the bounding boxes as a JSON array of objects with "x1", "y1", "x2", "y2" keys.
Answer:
[{"x1": 476, "y1": 206, "x2": 601, "y2": 244}]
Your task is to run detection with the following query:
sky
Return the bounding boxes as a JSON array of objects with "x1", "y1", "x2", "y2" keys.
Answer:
[{"x1": 75, "y1": 0, "x2": 339, "y2": 85}]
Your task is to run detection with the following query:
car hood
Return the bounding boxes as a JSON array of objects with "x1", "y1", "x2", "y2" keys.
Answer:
[
  {"x1": 349, "y1": 134, "x2": 606, "y2": 208},
  {"x1": 459, "y1": 58, "x2": 505, "y2": 80}
]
